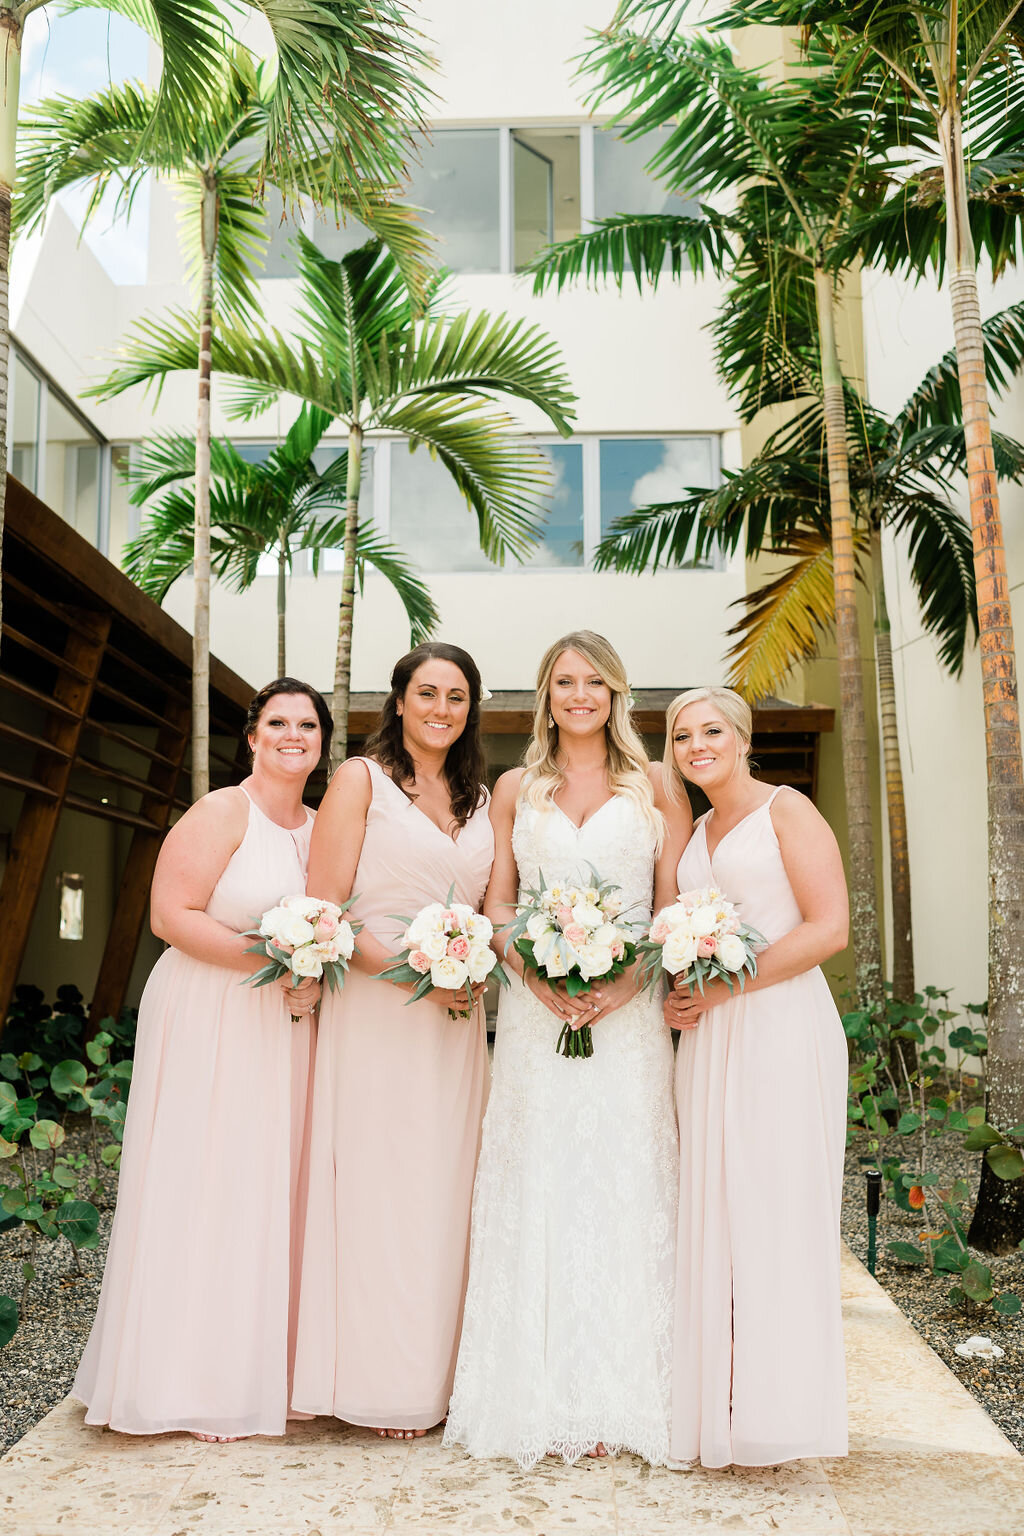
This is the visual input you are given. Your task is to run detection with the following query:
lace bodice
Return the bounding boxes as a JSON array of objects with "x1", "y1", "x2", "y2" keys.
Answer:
[{"x1": 511, "y1": 795, "x2": 658, "y2": 931}]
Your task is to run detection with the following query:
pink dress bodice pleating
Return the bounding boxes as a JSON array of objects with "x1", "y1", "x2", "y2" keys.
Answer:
[
  {"x1": 73, "y1": 790, "x2": 316, "y2": 1437},
  {"x1": 671, "y1": 787, "x2": 848, "y2": 1467},
  {"x1": 292, "y1": 758, "x2": 493, "y2": 1429}
]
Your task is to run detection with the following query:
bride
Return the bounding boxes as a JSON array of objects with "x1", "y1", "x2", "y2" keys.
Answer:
[{"x1": 444, "y1": 631, "x2": 692, "y2": 1469}]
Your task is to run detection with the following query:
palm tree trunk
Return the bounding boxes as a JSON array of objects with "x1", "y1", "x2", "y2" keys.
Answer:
[
  {"x1": 870, "y1": 522, "x2": 914, "y2": 1005},
  {"x1": 936, "y1": 105, "x2": 1024, "y2": 1249},
  {"x1": 0, "y1": 14, "x2": 22, "y2": 644},
  {"x1": 331, "y1": 419, "x2": 362, "y2": 770},
  {"x1": 192, "y1": 180, "x2": 217, "y2": 802},
  {"x1": 814, "y1": 264, "x2": 884, "y2": 1012},
  {"x1": 277, "y1": 535, "x2": 287, "y2": 676}
]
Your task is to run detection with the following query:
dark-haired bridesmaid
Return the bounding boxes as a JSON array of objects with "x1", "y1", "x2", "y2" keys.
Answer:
[
  {"x1": 291, "y1": 642, "x2": 494, "y2": 1439},
  {"x1": 74, "y1": 678, "x2": 330, "y2": 1440}
]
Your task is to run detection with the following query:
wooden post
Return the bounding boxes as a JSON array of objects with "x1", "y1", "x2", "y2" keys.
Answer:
[
  {"x1": 0, "y1": 608, "x2": 111, "y2": 1026},
  {"x1": 88, "y1": 700, "x2": 191, "y2": 1032}
]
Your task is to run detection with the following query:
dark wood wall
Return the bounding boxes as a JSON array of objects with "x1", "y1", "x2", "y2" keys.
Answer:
[{"x1": 0, "y1": 478, "x2": 254, "y2": 1032}]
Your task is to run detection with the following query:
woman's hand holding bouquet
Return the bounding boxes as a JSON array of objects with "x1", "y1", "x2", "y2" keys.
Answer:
[
  {"x1": 374, "y1": 890, "x2": 509, "y2": 1019},
  {"x1": 244, "y1": 895, "x2": 360, "y2": 1020}
]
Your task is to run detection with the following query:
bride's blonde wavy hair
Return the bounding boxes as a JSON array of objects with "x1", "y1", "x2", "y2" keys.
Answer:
[{"x1": 520, "y1": 630, "x2": 663, "y2": 849}]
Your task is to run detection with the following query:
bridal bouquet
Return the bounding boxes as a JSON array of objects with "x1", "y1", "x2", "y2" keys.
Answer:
[
  {"x1": 637, "y1": 885, "x2": 763, "y2": 998},
  {"x1": 374, "y1": 891, "x2": 509, "y2": 1019},
  {"x1": 244, "y1": 895, "x2": 360, "y2": 1020},
  {"x1": 504, "y1": 871, "x2": 637, "y2": 1059}
]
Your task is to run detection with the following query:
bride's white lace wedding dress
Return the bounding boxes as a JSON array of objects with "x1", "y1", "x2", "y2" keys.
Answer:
[{"x1": 443, "y1": 793, "x2": 678, "y2": 1469}]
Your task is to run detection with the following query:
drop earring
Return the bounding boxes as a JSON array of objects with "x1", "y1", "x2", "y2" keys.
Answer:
[{"x1": 547, "y1": 712, "x2": 555, "y2": 729}]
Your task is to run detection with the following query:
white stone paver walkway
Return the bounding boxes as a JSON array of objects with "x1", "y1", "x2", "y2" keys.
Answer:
[{"x1": 2, "y1": 1245, "x2": 1023, "y2": 1535}]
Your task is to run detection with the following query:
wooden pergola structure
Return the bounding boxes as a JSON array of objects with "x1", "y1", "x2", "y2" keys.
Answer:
[{"x1": 0, "y1": 478, "x2": 254, "y2": 1031}]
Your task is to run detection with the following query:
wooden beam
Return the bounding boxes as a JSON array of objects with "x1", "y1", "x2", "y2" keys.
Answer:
[
  {"x1": 89, "y1": 700, "x2": 192, "y2": 1032},
  {"x1": 0, "y1": 609, "x2": 112, "y2": 1029}
]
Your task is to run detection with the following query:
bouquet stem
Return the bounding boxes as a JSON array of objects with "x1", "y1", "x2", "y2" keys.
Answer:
[{"x1": 557, "y1": 1021, "x2": 594, "y2": 1059}]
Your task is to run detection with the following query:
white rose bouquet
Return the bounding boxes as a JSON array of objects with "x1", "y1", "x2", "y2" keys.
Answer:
[
  {"x1": 636, "y1": 885, "x2": 763, "y2": 1001},
  {"x1": 243, "y1": 895, "x2": 360, "y2": 1021},
  {"x1": 374, "y1": 887, "x2": 509, "y2": 1020},
  {"x1": 503, "y1": 870, "x2": 637, "y2": 1059}
]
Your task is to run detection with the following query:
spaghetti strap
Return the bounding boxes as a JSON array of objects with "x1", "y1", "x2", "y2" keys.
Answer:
[{"x1": 765, "y1": 785, "x2": 787, "y2": 807}]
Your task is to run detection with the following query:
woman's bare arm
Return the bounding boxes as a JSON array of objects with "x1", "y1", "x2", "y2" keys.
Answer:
[
  {"x1": 150, "y1": 789, "x2": 262, "y2": 972},
  {"x1": 666, "y1": 787, "x2": 849, "y2": 1026}
]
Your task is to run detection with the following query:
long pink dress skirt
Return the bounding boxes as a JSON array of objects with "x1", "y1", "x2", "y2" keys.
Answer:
[
  {"x1": 671, "y1": 787, "x2": 849, "y2": 1468},
  {"x1": 73, "y1": 791, "x2": 315, "y2": 1436},
  {"x1": 292, "y1": 757, "x2": 492, "y2": 1429}
]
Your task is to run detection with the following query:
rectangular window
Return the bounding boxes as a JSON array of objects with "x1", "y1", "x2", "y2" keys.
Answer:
[
  {"x1": 525, "y1": 442, "x2": 584, "y2": 567},
  {"x1": 46, "y1": 390, "x2": 102, "y2": 545},
  {"x1": 593, "y1": 126, "x2": 700, "y2": 268},
  {"x1": 512, "y1": 129, "x2": 581, "y2": 271},
  {"x1": 11, "y1": 352, "x2": 43, "y2": 492},
  {"x1": 406, "y1": 129, "x2": 501, "y2": 274},
  {"x1": 599, "y1": 437, "x2": 716, "y2": 561},
  {"x1": 389, "y1": 446, "x2": 493, "y2": 572},
  {"x1": 389, "y1": 439, "x2": 585, "y2": 573}
]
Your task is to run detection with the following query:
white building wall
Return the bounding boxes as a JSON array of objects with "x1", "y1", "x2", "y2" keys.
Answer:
[{"x1": 862, "y1": 263, "x2": 1024, "y2": 1007}]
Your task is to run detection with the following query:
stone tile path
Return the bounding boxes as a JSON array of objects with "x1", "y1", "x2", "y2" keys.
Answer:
[{"x1": 2, "y1": 1246, "x2": 1022, "y2": 1535}]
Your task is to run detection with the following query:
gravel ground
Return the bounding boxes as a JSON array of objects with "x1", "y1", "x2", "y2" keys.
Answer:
[
  {"x1": 2, "y1": 1121, "x2": 1022, "y2": 1459},
  {"x1": 843, "y1": 1128, "x2": 1024, "y2": 1453}
]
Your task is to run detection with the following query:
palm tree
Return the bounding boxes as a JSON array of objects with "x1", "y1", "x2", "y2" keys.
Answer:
[
  {"x1": 88, "y1": 234, "x2": 576, "y2": 767},
  {"x1": 121, "y1": 404, "x2": 440, "y2": 676},
  {"x1": 0, "y1": 0, "x2": 433, "y2": 733},
  {"x1": 530, "y1": 18, "x2": 935, "y2": 1008}
]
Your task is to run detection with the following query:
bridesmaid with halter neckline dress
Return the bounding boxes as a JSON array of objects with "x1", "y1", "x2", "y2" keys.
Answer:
[{"x1": 73, "y1": 680, "x2": 329, "y2": 1440}]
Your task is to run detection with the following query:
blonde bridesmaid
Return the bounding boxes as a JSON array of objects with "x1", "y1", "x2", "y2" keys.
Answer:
[
  {"x1": 292, "y1": 642, "x2": 493, "y2": 1438},
  {"x1": 73, "y1": 679, "x2": 329, "y2": 1439},
  {"x1": 663, "y1": 687, "x2": 849, "y2": 1468}
]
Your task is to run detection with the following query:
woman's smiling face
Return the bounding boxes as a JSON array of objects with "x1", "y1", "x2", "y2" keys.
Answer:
[
  {"x1": 671, "y1": 699, "x2": 747, "y2": 790},
  {"x1": 398, "y1": 659, "x2": 472, "y2": 755},
  {"x1": 548, "y1": 649, "x2": 612, "y2": 739}
]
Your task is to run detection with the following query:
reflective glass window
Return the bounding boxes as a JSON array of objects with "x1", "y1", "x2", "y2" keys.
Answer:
[
  {"x1": 599, "y1": 437, "x2": 716, "y2": 561},
  {"x1": 11, "y1": 352, "x2": 42, "y2": 491},
  {"x1": 512, "y1": 129, "x2": 580, "y2": 271},
  {"x1": 594, "y1": 127, "x2": 700, "y2": 268},
  {"x1": 406, "y1": 130, "x2": 501, "y2": 273},
  {"x1": 46, "y1": 390, "x2": 102, "y2": 545},
  {"x1": 390, "y1": 440, "x2": 583, "y2": 572}
]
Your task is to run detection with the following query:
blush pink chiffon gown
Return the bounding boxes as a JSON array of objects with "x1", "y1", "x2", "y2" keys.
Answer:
[
  {"x1": 291, "y1": 757, "x2": 493, "y2": 1430},
  {"x1": 671, "y1": 786, "x2": 848, "y2": 1468},
  {"x1": 73, "y1": 789, "x2": 315, "y2": 1437}
]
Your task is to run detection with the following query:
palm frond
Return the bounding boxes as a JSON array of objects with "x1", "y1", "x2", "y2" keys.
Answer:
[
  {"x1": 724, "y1": 530, "x2": 843, "y2": 701},
  {"x1": 353, "y1": 527, "x2": 439, "y2": 644},
  {"x1": 528, "y1": 211, "x2": 732, "y2": 294},
  {"x1": 376, "y1": 306, "x2": 576, "y2": 435},
  {"x1": 890, "y1": 491, "x2": 978, "y2": 675},
  {"x1": 896, "y1": 299, "x2": 1024, "y2": 434},
  {"x1": 379, "y1": 396, "x2": 553, "y2": 564},
  {"x1": 13, "y1": 82, "x2": 161, "y2": 240}
]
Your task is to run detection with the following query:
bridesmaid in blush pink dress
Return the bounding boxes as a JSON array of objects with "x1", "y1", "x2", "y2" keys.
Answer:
[
  {"x1": 292, "y1": 642, "x2": 493, "y2": 1439},
  {"x1": 663, "y1": 687, "x2": 849, "y2": 1469},
  {"x1": 73, "y1": 678, "x2": 331, "y2": 1440}
]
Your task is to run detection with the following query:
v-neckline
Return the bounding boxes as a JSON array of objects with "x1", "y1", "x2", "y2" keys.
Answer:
[
  {"x1": 703, "y1": 795, "x2": 774, "y2": 864},
  {"x1": 549, "y1": 795, "x2": 617, "y2": 834},
  {"x1": 372, "y1": 760, "x2": 466, "y2": 846}
]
